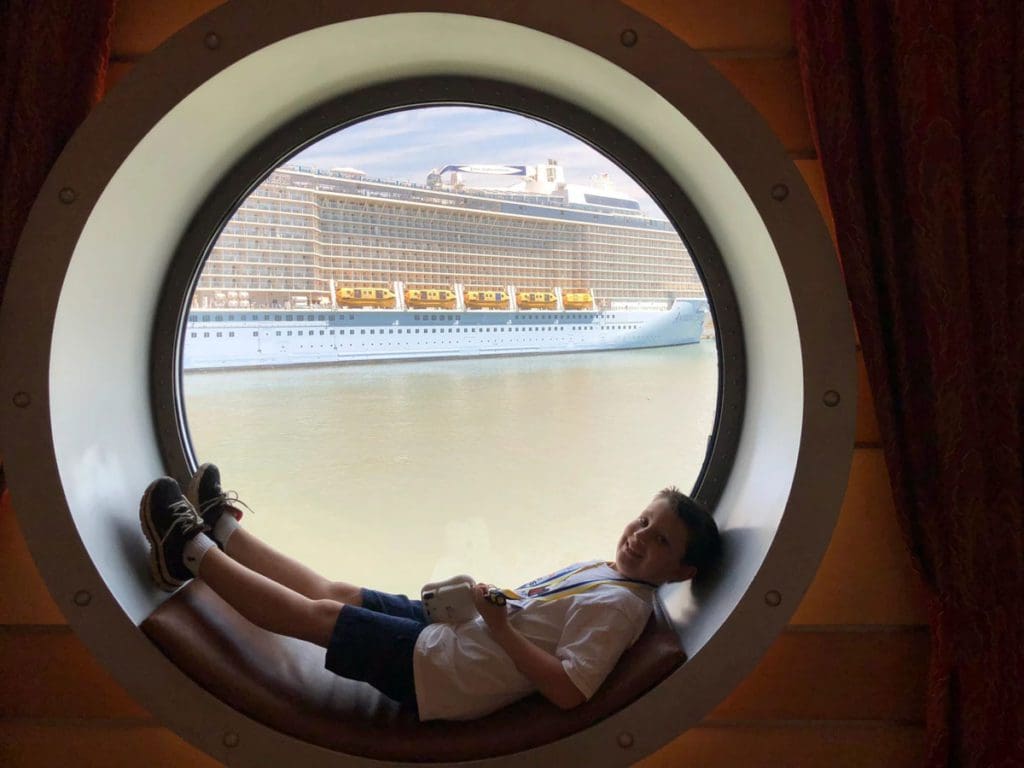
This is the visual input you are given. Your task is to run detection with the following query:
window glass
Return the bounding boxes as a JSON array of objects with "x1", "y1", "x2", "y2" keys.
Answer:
[{"x1": 182, "y1": 106, "x2": 716, "y2": 593}]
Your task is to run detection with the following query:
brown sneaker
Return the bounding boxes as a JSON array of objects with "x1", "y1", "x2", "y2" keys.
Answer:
[
  {"x1": 139, "y1": 477, "x2": 206, "y2": 591},
  {"x1": 187, "y1": 464, "x2": 248, "y2": 546}
]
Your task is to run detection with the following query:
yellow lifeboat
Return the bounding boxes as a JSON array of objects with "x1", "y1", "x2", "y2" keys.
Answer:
[
  {"x1": 562, "y1": 291, "x2": 594, "y2": 310},
  {"x1": 335, "y1": 286, "x2": 396, "y2": 309},
  {"x1": 464, "y1": 289, "x2": 510, "y2": 310},
  {"x1": 516, "y1": 290, "x2": 558, "y2": 310},
  {"x1": 404, "y1": 288, "x2": 457, "y2": 309}
]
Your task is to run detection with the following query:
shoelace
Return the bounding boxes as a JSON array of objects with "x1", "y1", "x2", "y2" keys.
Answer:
[
  {"x1": 197, "y1": 489, "x2": 255, "y2": 519},
  {"x1": 159, "y1": 499, "x2": 206, "y2": 545}
]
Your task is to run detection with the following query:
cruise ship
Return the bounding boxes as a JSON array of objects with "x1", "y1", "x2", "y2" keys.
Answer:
[{"x1": 184, "y1": 160, "x2": 708, "y2": 370}]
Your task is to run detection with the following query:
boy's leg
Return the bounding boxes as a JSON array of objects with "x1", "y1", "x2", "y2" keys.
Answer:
[
  {"x1": 189, "y1": 464, "x2": 362, "y2": 606},
  {"x1": 141, "y1": 476, "x2": 341, "y2": 647},
  {"x1": 221, "y1": 526, "x2": 363, "y2": 607},
  {"x1": 197, "y1": 545, "x2": 341, "y2": 647},
  {"x1": 141, "y1": 477, "x2": 423, "y2": 704}
]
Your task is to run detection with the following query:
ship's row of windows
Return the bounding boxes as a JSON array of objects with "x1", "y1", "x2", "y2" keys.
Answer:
[
  {"x1": 231, "y1": 210, "x2": 313, "y2": 224},
  {"x1": 316, "y1": 237, "x2": 688, "y2": 263},
  {"x1": 202, "y1": 261, "x2": 695, "y2": 283},
  {"x1": 204, "y1": 252, "x2": 698, "y2": 282},
  {"x1": 313, "y1": 193, "x2": 670, "y2": 235},
  {"x1": 226, "y1": 218, "x2": 689, "y2": 254},
  {"x1": 221, "y1": 225, "x2": 314, "y2": 239},
  {"x1": 215, "y1": 237, "x2": 315, "y2": 253},
  {"x1": 191, "y1": 312, "x2": 620, "y2": 322},
  {"x1": 314, "y1": 219, "x2": 684, "y2": 250},
  {"x1": 201, "y1": 257, "x2": 698, "y2": 286},
  {"x1": 187, "y1": 324, "x2": 642, "y2": 339}
]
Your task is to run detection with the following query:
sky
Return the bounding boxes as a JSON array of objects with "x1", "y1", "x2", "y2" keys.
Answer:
[{"x1": 289, "y1": 106, "x2": 666, "y2": 218}]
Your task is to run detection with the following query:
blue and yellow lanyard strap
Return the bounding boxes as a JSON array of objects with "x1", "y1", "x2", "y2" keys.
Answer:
[{"x1": 500, "y1": 562, "x2": 655, "y2": 605}]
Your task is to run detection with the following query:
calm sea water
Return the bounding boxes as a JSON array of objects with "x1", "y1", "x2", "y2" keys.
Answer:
[{"x1": 182, "y1": 341, "x2": 719, "y2": 594}]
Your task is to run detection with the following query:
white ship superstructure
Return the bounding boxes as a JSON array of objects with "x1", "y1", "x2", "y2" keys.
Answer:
[
  {"x1": 183, "y1": 299, "x2": 706, "y2": 370},
  {"x1": 185, "y1": 161, "x2": 707, "y2": 369}
]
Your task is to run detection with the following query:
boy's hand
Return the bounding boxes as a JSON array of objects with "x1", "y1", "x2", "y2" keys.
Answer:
[
  {"x1": 470, "y1": 583, "x2": 587, "y2": 710},
  {"x1": 472, "y1": 583, "x2": 509, "y2": 631}
]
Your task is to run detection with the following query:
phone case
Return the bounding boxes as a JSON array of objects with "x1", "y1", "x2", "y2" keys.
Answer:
[{"x1": 421, "y1": 574, "x2": 477, "y2": 623}]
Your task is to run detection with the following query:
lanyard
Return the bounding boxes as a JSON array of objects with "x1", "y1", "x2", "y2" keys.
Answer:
[{"x1": 501, "y1": 562, "x2": 655, "y2": 605}]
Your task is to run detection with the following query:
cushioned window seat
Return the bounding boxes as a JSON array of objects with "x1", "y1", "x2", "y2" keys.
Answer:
[{"x1": 141, "y1": 580, "x2": 686, "y2": 762}]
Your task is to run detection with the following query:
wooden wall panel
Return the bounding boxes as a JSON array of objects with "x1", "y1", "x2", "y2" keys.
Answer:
[
  {"x1": 708, "y1": 629, "x2": 927, "y2": 723},
  {"x1": 111, "y1": 0, "x2": 225, "y2": 60},
  {"x1": 104, "y1": 61, "x2": 137, "y2": 97},
  {"x1": 636, "y1": 724, "x2": 925, "y2": 768},
  {"x1": 0, "y1": 627, "x2": 148, "y2": 720},
  {"x1": 623, "y1": 0, "x2": 793, "y2": 52},
  {"x1": 855, "y1": 351, "x2": 882, "y2": 445},
  {"x1": 112, "y1": 0, "x2": 796, "y2": 61},
  {"x1": 0, "y1": 724, "x2": 221, "y2": 768},
  {"x1": 793, "y1": 158, "x2": 837, "y2": 242},
  {"x1": 790, "y1": 450, "x2": 928, "y2": 626},
  {"x1": 0, "y1": 495, "x2": 65, "y2": 625},
  {"x1": 708, "y1": 57, "x2": 814, "y2": 154}
]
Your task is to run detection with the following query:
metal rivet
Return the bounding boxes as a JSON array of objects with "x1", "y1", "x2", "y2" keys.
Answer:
[
  {"x1": 823, "y1": 389, "x2": 841, "y2": 407},
  {"x1": 764, "y1": 590, "x2": 782, "y2": 607},
  {"x1": 770, "y1": 183, "x2": 789, "y2": 202},
  {"x1": 58, "y1": 187, "x2": 76, "y2": 204},
  {"x1": 73, "y1": 590, "x2": 92, "y2": 607},
  {"x1": 205, "y1": 32, "x2": 221, "y2": 50},
  {"x1": 223, "y1": 731, "x2": 239, "y2": 748},
  {"x1": 13, "y1": 391, "x2": 31, "y2": 408},
  {"x1": 620, "y1": 29, "x2": 638, "y2": 47},
  {"x1": 617, "y1": 731, "x2": 635, "y2": 748}
]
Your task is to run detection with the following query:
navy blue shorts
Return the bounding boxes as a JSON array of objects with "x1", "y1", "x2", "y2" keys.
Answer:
[{"x1": 324, "y1": 589, "x2": 428, "y2": 707}]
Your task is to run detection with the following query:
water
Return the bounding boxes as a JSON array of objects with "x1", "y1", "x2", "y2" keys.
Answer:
[{"x1": 183, "y1": 341, "x2": 719, "y2": 595}]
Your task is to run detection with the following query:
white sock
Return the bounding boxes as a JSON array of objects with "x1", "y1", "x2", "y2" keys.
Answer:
[
  {"x1": 183, "y1": 533, "x2": 217, "y2": 576},
  {"x1": 213, "y1": 514, "x2": 240, "y2": 549}
]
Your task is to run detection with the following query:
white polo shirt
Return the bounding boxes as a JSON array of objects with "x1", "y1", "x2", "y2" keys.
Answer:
[{"x1": 412, "y1": 561, "x2": 654, "y2": 721}]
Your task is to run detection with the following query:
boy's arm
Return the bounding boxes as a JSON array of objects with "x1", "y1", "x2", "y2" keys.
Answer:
[{"x1": 472, "y1": 584, "x2": 586, "y2": 710}]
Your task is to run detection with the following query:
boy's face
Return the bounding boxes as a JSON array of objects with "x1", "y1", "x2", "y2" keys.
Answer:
[{"x1": 614, "y1": 496, "x2": 696, "y2": 585}]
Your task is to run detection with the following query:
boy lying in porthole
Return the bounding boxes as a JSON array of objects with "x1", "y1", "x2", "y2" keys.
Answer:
[{"x1": 139, "y1": 465, "x2": 721, "y2": 720}]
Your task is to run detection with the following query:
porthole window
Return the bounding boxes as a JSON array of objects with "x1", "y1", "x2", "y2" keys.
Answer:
[
  {"x1": 178, "y1": 97, "x2": 724, "y2": 593},
  {"x1": 2, "y1": 6, "x2": 854, "y2": 768}
]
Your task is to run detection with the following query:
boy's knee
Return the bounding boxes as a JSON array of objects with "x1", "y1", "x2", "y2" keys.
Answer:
[
  {"x1": 327, "y1": 581, "x2": 363, "y2": 606},
  {"x1": 303, "y1": 598, "x2": 343, "y2": 647}
]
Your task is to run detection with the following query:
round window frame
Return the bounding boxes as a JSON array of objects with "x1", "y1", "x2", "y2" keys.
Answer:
[
  {"x1": 154, "y1": 76, "x2": 745, "y2": 509},
  {"x1": 0, "y1": 3, "x2": 857, "y2": 767}
]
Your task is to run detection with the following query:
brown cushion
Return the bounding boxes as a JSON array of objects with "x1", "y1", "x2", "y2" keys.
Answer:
[{"x1": 141, "y1": 580, "x2": 686, "y2": 762}]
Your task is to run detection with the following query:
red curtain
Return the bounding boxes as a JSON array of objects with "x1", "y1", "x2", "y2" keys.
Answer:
[
  {"x1": 0, "y1": 0, "x2": 116, "y2": 494},
  {"x1": 793, "y1": 2, "x2": 1024, "y2": 766}
]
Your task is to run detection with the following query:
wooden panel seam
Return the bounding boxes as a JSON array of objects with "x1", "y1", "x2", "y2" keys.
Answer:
[
  {"x1": 0, "y1": 717, "x2": 159, "y2": 728},
  {"x1": 700, "y1": 719, "x2": 927, "y2": 728},
  {"x1": 110, "y1": 50, "x2": 802, "y2": 64},
  {"x1": 783, "y1": 624, "x2": 927, "y2": 633},
  {"x1": 700, "y1": 48, "x2": 795, "y2": 59}
]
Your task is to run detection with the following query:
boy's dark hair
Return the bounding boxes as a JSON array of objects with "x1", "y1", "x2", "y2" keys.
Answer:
[{"x1": 657, "y1": 486, "x2": 721, "y2": 576}]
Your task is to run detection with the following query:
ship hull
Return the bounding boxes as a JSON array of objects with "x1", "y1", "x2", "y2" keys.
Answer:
[{"x1": 182, "y1": 299, "x2": 706, "y2": 371}]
